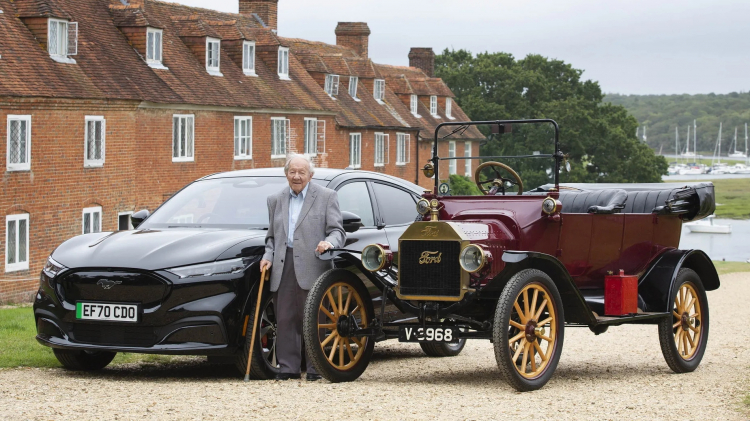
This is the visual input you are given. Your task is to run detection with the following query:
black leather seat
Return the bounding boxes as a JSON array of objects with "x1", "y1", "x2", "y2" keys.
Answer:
[
  {"x1": 623, "y1": 189, "x2": 681, "y2": 214},
  {"x1": 558, "y1": 189, "x2": 627, "y2": 214}
]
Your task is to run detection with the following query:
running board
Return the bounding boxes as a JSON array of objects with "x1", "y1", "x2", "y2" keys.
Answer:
[{"x1": 594, "y1": 312, "x2": 670, "y2": 326}]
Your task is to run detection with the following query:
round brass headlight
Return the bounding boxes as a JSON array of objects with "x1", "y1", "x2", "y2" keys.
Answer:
[
  {"x1": 422, "y1": 163, "x2": 435, "y2": 178},
  {"x1": 459, "y1": 244, "x2": 486, "y2": 273},
  {"x1": 542, "y1": 197, "x2": 557, "y2": 215},
  {"x1": 362, "y1": 244, "x2": 390, "y2": 272},
  {"x1": 416, "y1": 198, "x2": 430, "y2": 215}
]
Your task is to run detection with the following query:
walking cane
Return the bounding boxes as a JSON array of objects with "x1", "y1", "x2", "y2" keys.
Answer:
[{"x1": 244, "y1": 266, "x2": 268, "y2": 382}]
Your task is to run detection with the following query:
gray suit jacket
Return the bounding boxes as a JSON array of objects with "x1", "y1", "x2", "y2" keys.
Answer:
[{"x1": 262, "y1": 182, "x2": 345, "y2": 291}]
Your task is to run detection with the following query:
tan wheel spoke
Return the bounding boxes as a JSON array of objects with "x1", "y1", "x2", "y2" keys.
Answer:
[
  {"x1": 534, "y1": 298, "x2": 548, "y2": 321},
  {"x1": 685, "y1": 330, "x2": 695, "y2": 349},
  {"x1": 685, "y1": 297, "x2": 696, "y2": 313},
  {"x1": 329, "y1": 336, "x2": 340, "y2": 361},
  {"x1": 345, "y1": 339, "x2": 356, "y2": 360},
  {"x1": 682, "y1": 332, "x2": 689, "y2": 356},
  {"x1": 326, "y1": 291, "x2": 338, "y2": 317},
  {"x1": 538, "y1": 334, "x2": 553, "y2": 343},
  {"x1": 320, "y1": 306, "x2": 336, "y2": 322},
  {"x1": 673, "y1": 311, "x2": 681, "y2": 319},
  {"x1": 514, "y1": 301, "x2": 527, "y2": 323},
  {"x1": 319, "y1": 323, "x2": 336, "y2": 329},
  {"x1": 509, "y1": 331, "x2": 525, "y2": 345},
  {"x1": 509, "y1": 320, "x2": 525, "y2": 330},
  {"x1": 675, "y1": 330, "x2": 683, "y2": 354},
  {"x1": 533, "y1": 341, "x2": 547, "y2": 362},
  {"x1": 339, "y1": 339, "x2": 345, "y2": 367},
  {"x1": 537, "y1": 317, "x2": 552, "y2": 327},
  {"x1": 321, "y1": 331, "x2": 338, "y2": 347},
  {"x1": 520, "y1": 342, "x2": 530, "y2": 373},
  {"x1": 512, "y1": 340, "x2": 525, "y2": 362},
  {"x1": 530, "y1": 289, "x2": 539, "y2": 320},
  {"x1": 351, "y1": 336, "x2": 364, "y2": 348},
  {"x1": 523, "y1": 289, "x2": 530, "y2": 320},
  {"x1": 690, "y1": 313, "x2": 700, "y2": 319},
  {"x1": 337, "y1": 286, "x2": 344, "y2": 315},
  {"x1": 673, "y1": 321, "x2": 681, "y2": 329},
  {"x1": 689, "y1": 324, "x2": 700, "y2": 333},
  {"x1": 343, "y1": 291, "x2": 353, "y2": 315},
  {"x1": 529, "y1": 343, "x2": 537, "y2": 372}
]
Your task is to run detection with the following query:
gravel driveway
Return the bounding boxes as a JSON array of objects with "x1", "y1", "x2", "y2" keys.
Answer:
[{"x1": 2, "y1": 272, "x2": 749, "y2": 420}]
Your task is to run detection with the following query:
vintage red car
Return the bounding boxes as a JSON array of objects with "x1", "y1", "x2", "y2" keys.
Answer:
[{"x1": 298, "y1": 119, "x2": 718, "y2": 391}]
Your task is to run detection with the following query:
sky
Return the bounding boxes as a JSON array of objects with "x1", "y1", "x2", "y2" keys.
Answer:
[{"x1": 169, "y1": 0, "x2": 750, "y2": 95}]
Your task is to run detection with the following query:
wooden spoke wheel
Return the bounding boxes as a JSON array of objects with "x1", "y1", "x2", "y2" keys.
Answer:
[
  {"x1": 235, "y1": 283, "x2": 280, "y2": 379},
  {"x1": 658, "y1": 268, "x2": 710, "y2": 373},
  {"x1": 303, "y1": 269, "x2": 375, "y2": 382},
  {"x1": 474, "y1": 161, "x2": 524, "y2": 195},
  {"x1": 493, "y1": 269, "x2": 564, "y2": 392}
]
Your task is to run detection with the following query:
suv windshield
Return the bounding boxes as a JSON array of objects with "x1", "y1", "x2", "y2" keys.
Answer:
[{"x1": 141, "y1": 177, "x2": 289, "y2": 229}]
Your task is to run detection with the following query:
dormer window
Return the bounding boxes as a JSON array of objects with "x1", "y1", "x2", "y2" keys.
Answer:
[
  {"x1": 410, "y1": 94, "x2": 418, "y2": 115},
  {"x1": 324, "y1": 74, "x2": 339, "y2": 97},
  {"x1": 373, "y1": 79, "x2": 385, "y2": 103},
  {"x1": 206, "y1": 37, "x2": 221, "y2": 76},
  {"x1": 48, "y1": 18, "x2": 77, "y2": 64},
  {"x1": 146, "y1": 28, "x2": 166, "y2": 69},
  {"x1": 446, "y1": 97, "x2": 453, "y2": 119},
  {"x1": 243, "y1": 41, "x2": 256, "y2": 76},
  {"x1": 430, "y1": 95, "x2": 439, "y2": 117},
  {"x1": 277, "y1": 47, "x2": 289, "y2": 80},
  {"x1": 349, "y1": 76, "x2": 358, "y2": 99}
]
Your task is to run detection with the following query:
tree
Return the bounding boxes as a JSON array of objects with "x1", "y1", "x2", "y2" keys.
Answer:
[{"x1": 435, "y1": 50, "x2": 668, "y2": 184}]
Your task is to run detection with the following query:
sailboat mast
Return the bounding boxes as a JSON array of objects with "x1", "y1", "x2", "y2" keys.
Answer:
[
  {"x1": 733, "y1": 127, "x2": 738, "y2": 154},
  {"x1": 686, "y1": 125, "x2": 691, "y2": 156},
  {"x1": 675, "y1": 126, "x2": 679, "y2": 160},
  {"x1": 718, "y1": 123, "x2": 722, "y2": 164},
  {"x1": 694, "y1": 119, "x2": 697, "y2": 157},
  {"x1": 745, "y1": 122, "x2": 748, "y2": 156}
]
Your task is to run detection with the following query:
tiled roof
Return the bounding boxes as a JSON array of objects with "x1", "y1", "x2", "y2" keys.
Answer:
[
  {"x1": 172, "y1": 16, "x2": 222, "y2": 39},
  {"x1": 109, "y1": 5, "x2": 163, "y2": 28},
  {"x1": 14, "y1": 0, "x2": 71, "y2": 19}
]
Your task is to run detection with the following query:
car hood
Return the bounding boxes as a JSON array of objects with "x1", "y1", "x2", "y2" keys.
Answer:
[{"x1": 51, "y1": 228, "x2": 268, "y2": 271}]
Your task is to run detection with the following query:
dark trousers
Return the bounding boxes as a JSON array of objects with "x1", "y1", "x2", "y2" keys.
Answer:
[{"x1": 273, "y1": 248, "x2": 317, "y2": 375}]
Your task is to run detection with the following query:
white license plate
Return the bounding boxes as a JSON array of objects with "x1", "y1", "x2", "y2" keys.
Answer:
[
  {"x1": 398, "y1": 326, "x2": 459, "y2": 343},
  {"x1": 76, "y1": 302, "x2": 139, "y2": 322}
]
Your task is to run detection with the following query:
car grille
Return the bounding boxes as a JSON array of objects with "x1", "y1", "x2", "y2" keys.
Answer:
[
  {"x1": 69, "y1": 323, "x2": 157, "y2": 347},
  {"x1": 58, "y1": 270, "x2": 169, "y2": 307},
  {"x1": 399, "y1": 240, "x2": 461, "y2": 298}
]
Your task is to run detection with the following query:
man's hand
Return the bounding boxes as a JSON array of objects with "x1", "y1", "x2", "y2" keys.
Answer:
[
  {"x1": 316, "y1": 241, "x2": 333, "y2": 254},
  {"x1": 259, "y1": 259, "x2": 272, "y2": 271}
]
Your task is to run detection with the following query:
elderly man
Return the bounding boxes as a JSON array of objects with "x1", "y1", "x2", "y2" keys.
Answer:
[{"x1": 259, "y1": 154, "x2": 345, "y2": 381}]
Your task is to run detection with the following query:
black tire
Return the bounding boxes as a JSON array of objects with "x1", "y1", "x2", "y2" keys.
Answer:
[
  {"x1": 53, "y1": 349, "x2": 116, "y2": 370},
  {"x1": 658, "y1": 268, "x2": 709, "y2": 373},
  {"x1": 420, "y1": 335, "x2": 467, "y2": 357},
  {"x1": 493, "y1": 269, "x2": 565, "y2": 392},
  {"x1": 235, "y1": 283, "x2": 280, "y2": 380},
  {"x1": 303, "y1": 268, "x2": 375, "y2": 383}
]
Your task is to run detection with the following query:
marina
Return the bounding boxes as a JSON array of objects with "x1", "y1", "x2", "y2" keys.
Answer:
[{"x1": 679, "y1": 218, "x2": 750, "y2": 262}]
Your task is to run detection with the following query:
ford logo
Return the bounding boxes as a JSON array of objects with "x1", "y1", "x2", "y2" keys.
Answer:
[
  {"x1": 418, "y1": 251, "x2": 442, "y2": 264},
  {"x1": 97, "y1": 279, "x2": 122, "y2": 290}
]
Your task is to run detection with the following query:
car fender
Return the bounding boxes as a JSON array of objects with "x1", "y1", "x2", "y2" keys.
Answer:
[
  {"x1": 483, "y1": 251, "x2": 596, "y2": 326},
  {"x1": 638, "y1": 249, "x2": 719, "y2": 313}
]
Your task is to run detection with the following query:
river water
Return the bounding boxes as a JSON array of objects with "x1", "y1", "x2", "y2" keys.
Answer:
[{"x1": 679, "y1": 218, "x2": 750, "y2": 262}]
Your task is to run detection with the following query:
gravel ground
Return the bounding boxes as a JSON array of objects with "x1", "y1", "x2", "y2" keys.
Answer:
[{"x1": 2, "y1": 273, "x2": 749, "y2": 421}]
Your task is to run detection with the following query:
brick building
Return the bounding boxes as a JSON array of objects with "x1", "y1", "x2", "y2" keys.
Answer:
[{"x1": 0, "y1": 0, "x2": 482, "y2": 302}]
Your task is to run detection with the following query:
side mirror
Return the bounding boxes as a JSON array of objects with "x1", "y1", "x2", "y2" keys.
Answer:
[
  {"x1": 130, "y1": 209, "x2": 150, "y2": 229},
  {"x1": 341, "y1": 211, "x2": 364, "y2": 233}
]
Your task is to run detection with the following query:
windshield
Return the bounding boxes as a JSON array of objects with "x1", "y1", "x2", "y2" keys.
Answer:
[{"x1": 141, "y1": 176, "x2": 290, "y2": 229}]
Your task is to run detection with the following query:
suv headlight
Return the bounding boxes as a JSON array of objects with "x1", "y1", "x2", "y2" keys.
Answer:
[
  {"x1": 459, "y1": 244, "x2": 490, "y2": 273},
  {"x1": 43, "y1": 257, "x2": 66, "y2": 279},
  {"x1": 361, "y1": 244, "x2": 392, "y2": 272},
  {"x1": 166, "y1": 258, "x2": 247, "y2": 279}
]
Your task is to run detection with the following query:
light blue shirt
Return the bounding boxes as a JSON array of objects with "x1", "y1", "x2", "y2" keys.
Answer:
[{"x1": 287, "y1": 183, "x2": 309, "y2": 247}]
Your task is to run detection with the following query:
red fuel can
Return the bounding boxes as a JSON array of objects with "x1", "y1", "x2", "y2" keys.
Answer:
[{"x1": 604, "y1": 269, "x2": 638, "y2": 316}]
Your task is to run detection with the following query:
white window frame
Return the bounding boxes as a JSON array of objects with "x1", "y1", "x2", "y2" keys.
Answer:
[
  {"x1": 6, "y1": 115, "x2": 31, "y2": 171},
  {"x1": 205, "y1": 37, "x2": 222, "y2": 76},
  {"x1": 271, "y1": 117, "x2": 290, "y2": 158},
  {"x1": 47, "y1": 18, "x2": 77, "y2": 63},
  {"x1": 118, "y1": 211, "x2": 134, "y2": 231},
  {"x1": 446, "y1": 97, "x2": 454, "y2": 119},
  {"x1": 374, "y1": 132, "x2": 389, "y2": 167},
  {"x1": 5, "y1": 213, "x2": 29, "y2": 272},
  {"x1": 146, "y1": 27, "x2": 166, "y2": 69},
  {"x1": 83, "y1": 116, "x2": 105, "y2": 168},
  {"x1": 243, "y1": 40, "x2": 256, "y2": 76},
  {"x1": 349, "y1": 76, "x2": 359, "y2": 100},
  {"x1": 172, "y1": 114, "x2": 195, "y2": 162},
  {"x1": 430, "y1": 95, "x2": 439, "y2": 117},
  {"x1": 374, "y1": 79, "x2": 385, "y2": 103},
  {"x1": 324, "y1": 74, "x2": 339, "y2": 97},
  {"x1": 410, "y1": 94, "x2": 418, "y2": 115},
  {"x1": 396, "y1": 133, "x2": 410, "y2": 166},
  {"x1": 449, "y1": 141, "x2": 457, "y2": 175},
  {"x1": 464, "y1": 141, "x2": 472, "y2": 176},
  {"x1": 234, "y1": 116, "x2": 253, "y2": 160},
  {"x1": 349, "y1": 133, "x2": 361, "y2": 169},
  {"x1": 304, "y1": 118, "x2": 317, "y2": 156},
  {"x1": 277, "y1": 47, "x2": 290, "y2": 80},
  {"x1": 82, "y1": 206, "x2": 102, "y2": 234}
]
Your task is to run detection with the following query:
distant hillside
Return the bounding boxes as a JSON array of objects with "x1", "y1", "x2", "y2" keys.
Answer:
[{"x1": 605, "y1": 92, "x2": 750, "y2": 156}]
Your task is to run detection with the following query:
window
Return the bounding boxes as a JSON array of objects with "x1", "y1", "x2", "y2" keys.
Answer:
[
  {"x1": 396, "y1": 133, "x2": 410, "y2": 165},
  {"x1": 84, "y1": 116, "x2": 105, "y2": 167},
  {"x1": 7, "y1": 115, "x2": 31, "y2": 171},
  {"x1": 172, "y1": 114, "x2": 194, "y2": 162},
  {"x1": 277, "y1": 47, "x2": 289, "y2": 79},
  {"x1": 206, "y1": 38, "x2": 221, "y2": 75},
  {"x1": 430, "y1": 95, "x2": 438, "y2": 116},
  {"x1": 372, "y1": 183, "x2": 418, "y2": 225},
  {"x1": 349, "y1": 133, "x2": 361, "y2": 169},
  {"x1": 374, "y1": 132, "x2": 388, "y2": 167},
  {"x1": 449, "y1": 141, "x2": 456, "y2": 175},
  {"x1": 82, "y1": 206, "x2": 102, "y2": 234},
  {"x1": 446, "y1": 97, "x2": 453, "y2": 119},
  {"x1": 242, "y1": 41, "x2": 256, "y2": 75},
  {"x1": 146, "y1": 28, "x2": 163, "y2": 66},
  {"x1": 5, "y1": 214, "x2": 29, "y2": 272},
  {"x1": 118, "y1": 212, "x2": 134, "y2": 231},
  {"x1": 324, "y1": 74, "x2": 339, "y2": 96},
  {"x1": 271, "y1": 117, "x2": 289, "y2": 157},
  {"x1": 410, "y1": 94, "x2": 418, "y2": 115},
  {"x1": 234, "y1": 116, "x2": 252, "y2": 159},
  {"x1": 464, "y1": 141, "x2": 472, "y2": 176},
  {"x1": 348, "y1": 76, "x2": 358, "y2": 99},
  {"x1": 304, "y1": 118, "x2": 317, "y2": 155},
  {"x1": 48, "y1": 18, "x2": 77, "y2": 62},
  {"x1": 373, "y1": 79, "x2": 385, "y2": 102},
  {"x1": 336, "y1": 182, "x2": 374, "y2": 227}
]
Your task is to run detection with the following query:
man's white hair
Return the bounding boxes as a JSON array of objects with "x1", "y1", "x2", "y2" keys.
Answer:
[{"x1": 284, "y1": 153, "x2": 315, "y2": 174}]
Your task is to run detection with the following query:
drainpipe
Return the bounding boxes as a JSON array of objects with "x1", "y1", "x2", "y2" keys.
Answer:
[{"x1": 414, "y1": 129, "x2": 420, "y2": 185}]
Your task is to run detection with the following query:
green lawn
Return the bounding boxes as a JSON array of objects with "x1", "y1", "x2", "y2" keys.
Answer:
[
  {"x1": 713, "y1": 261, "x2": 750, "y2": 275},
  {"x1": 672, "y1": 178, "x2": 750, "y2": 219}
]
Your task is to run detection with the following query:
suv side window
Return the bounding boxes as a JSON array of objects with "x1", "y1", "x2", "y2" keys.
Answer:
[
  {"x1": 336, "y1": 182, "x2": 375, "y2": 227},
  {"x1": 372, "y1": 182, "x2": 418, "y2": 225}
]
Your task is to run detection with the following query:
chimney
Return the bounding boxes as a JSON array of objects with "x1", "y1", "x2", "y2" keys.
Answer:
[
  {"x1": 408, "y1": 47, "x2": 435, "y2": 77},
  {"x1": 239, "y1": 0, "x2": 278, "y2": 31},
  {"x1": 335, "y1": 22, "x2": 370, "y2": 58}
]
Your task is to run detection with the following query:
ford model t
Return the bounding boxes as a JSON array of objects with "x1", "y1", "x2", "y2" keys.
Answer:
[{"x1": 303, "y1": 119, "x2": 718, "y2": 391}]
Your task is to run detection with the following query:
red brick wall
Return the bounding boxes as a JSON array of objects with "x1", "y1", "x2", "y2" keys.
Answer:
[
  {"x1": 20, "y1": 17, "x2": 49, "y2": 52},
  {"x1": 119, "y1": 26, "x2": 147, "y2": 57}
]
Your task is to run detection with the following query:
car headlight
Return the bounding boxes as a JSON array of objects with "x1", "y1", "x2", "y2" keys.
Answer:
[
  {"x1": 459, "y1": 244, "x2": 489, "y2": 273},
  {"x1": 166, "y1": 258, "x2": 247, "y2": 279},
  {"x1": 43, "y1": 257, "x2": 66, "y2": 279},
  {"x1": 361, "y1": 244, "x2": 392, "y2": 272},
  {"x1": 542, "y1": 197, "x2": 560, "y2": 215},
  {"x1": 416, "y1": 198, "x2": 430, "y2": 215}
]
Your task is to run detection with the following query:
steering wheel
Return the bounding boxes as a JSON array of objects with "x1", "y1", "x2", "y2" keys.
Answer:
[{"x1": 474, "y1": 161, "x2": 524, "y2": 196}]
